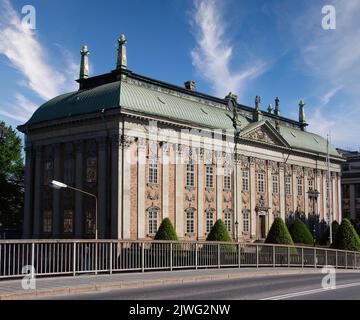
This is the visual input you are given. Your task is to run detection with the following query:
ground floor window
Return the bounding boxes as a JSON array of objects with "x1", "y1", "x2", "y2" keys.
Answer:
[
  {"x1": 63, "y1": 210, "x2": 74, "y2": 234},
  {"x1": 186, "y1": 208, "x2": 195, "y2": 234},
  {"x1": 85, "y1": 211, "x2": 95, "y2": 236},
  {"x1": 147, "y1": 206, "x2": 159, "y2": 235},
  {"x1": 224, "y1": 208, "x2": 233, "y2": 233},
  {"x1": 206, "y1": 208, "x2": 215, "y2": 233},
  {"x1": 43, "y1": 210, "x2": 53, "y2": 233},
  {"x1": 243, "y1": 209, "x2": 250, "y2": 233}
]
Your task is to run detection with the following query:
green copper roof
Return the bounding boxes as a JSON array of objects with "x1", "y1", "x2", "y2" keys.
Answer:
[{"x1": 23, "y1": 76, "x2": 341, "y2": 158}]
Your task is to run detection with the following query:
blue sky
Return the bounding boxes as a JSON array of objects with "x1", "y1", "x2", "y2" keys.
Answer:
[{"x1": 0, "y1": 0, "x2": 359, "y2": 149}]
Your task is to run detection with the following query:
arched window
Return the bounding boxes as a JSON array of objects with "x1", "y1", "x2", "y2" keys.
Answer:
[
  {"x1": 147, "y1": 206, "x2": 160, "y2": 235},
  {"x1": 224, "y1": 208, "x2": 233, "y2": 233},
  {"x1": 185, "y1": 207, "x2": 196, "y2": 234},
  {"x1": 205, "y1": 208, "x2": 215, "y2": 233}
]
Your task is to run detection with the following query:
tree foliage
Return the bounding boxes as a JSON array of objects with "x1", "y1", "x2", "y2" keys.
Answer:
[
  {"x1": 289, "y1": 219, "x2": 314, "y2": 245},
  {"x1": 154, "y1": 218, "x2": 178, "y2": 241},
  {"x1": 332, "y1": 219, "x2": 360, "y2": 252},
  {"x1": 265, "y1": 218, "x2": 294, "y2": 246},
  {"x1": 0, "y1": 121, "x2": 24, "y2": 228}
]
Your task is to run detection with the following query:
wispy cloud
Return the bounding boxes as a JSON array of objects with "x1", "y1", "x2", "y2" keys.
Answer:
[
  {"x1": 0, "y1": 93, "x2": 37, "y2": 122},
  {"x1": 0, "y1": 0, "x2": 78, "y2": 123},
  {"x1": 320, "y1": 85, "x2": 343, "y2": 105},
  {"x1": 190, "y1": 0, "x2": 267, "y2": 98}
]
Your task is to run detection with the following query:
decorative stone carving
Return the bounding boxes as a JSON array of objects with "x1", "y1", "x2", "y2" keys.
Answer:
[
  {"x1": 255, "y1": 159, "x2": 266, "y2": 173},
  {"x1": 295, "y1": 165, "x2": 303, "y2": 177},
  {"x1": 241, "y1": 156, "x2": 250, "y2": 169},
  {"x1": 147, "y1": 185, "x2": 159, "y2": 201},
  {"x1": 161, "y1": 142, "x2": 170, "y2": 155},
  {"x1": 243, "y1": 128, "x2": 275, "y2": 145},
  {"x1": 269, "y1": 161, "x2": 279, "y2": 174},
  {"x1": 205, "y1": 191, "x2": 214, "y2": 203},
  {"x1": 137, "y1": 138, "x2": 147, "y2": 150},
  {"x1": 285, "y1": 164, "x2": 292, "y2": 176},
  {"x1": 185, "y1": 192, "x2": 195, "y2": 202},
  {"x1": 223, "y1": 193, "x2": 232, "y2": 203}
]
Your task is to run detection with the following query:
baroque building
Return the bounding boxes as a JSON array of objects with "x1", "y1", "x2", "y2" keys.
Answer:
[{"x1": 18, "y1": 35, "x2": 344, "y2": 241}]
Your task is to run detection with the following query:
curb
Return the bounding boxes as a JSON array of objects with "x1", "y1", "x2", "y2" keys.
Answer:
[{"x1": 0, "y1": 268, "x2": 356, "y2": 300}]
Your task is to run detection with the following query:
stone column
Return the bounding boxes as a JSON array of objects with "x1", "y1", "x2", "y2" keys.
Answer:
[
  {"x1": 350, "y1": 184, "x2": 356, "y2": 220},
  {"x1": 197, "y1": 149, "x2": 204, "y2": 240},
  {"x1": 236, "y1": 157, "x2": 242, "y2": 240},
  {"x1": 175, "y1": 145, "x2": 184, "y2": 238},
  {"x1": 249, "y1": 157, "x2": 257, "y2": 238},
  {"x1": 337, "y1": 174, "x2": 342, "y2": 222},
  {"x1": 52, "y1": 143, "x2": 61, "y2": 238},
  {"x1": 97, "y1": 137, "x2": 107, "y2": 239},
  {"x1": 122, "y1": 136, "x2": 132, "y2": 240},
  {"x1": 23, "y1": 144, "x2": 34, "y2": 239},
  {"x1": 279, "y1": 164, "x2": 285, "y2": 220},
  {"x1": 75, "y1": 141, "x2": 84, "y2": 238},
  {"x1": 267, "y1": 162, "x2": 273, "y2": 231},
  {"x1": 137, "y1": 138, "x2": 146, "y2": 239},
  {"x1": 162, "y1": 143, "x2": 170, "y2": 219},
  {"x1": 292, "y1": 167, "x2": 297, "y2": 213},
  {"x1": 304, "y1": 169, "x2": 309, "y2": 218},
  {"x1": 216, "y1": 152, "x2": 223, "y2": 221},
  {"x1": 110, "y1": 135, "x2": 122, "y2": 239},
  {"x1": 332, "y1": 173, "x2": 337, "y2": 224},
  {"x1": 33, "y1": 146, "x2": 42, "y2": 238}
]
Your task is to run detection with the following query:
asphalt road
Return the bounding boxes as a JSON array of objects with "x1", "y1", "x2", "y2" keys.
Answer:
[{"x1": 46, "y1": 272, "x2": 360, "y2": 300}]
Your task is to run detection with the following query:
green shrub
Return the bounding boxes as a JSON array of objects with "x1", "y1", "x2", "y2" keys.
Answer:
[
  {"x1": 207, "y1": 219, "x2": 232, "y2": 242},
  {"x1": 154, "y1": 218, "x2": 178, "y2": 241},
  {"x1": 289, "y1": 219, "x2": 314, "y2": 245},
  {"x1": 265, "y1": 218, "x2": 294, "y2": 246},
  {"x1": 332, "y1": 219, "x2": 360, "y2": 252},
  {"x1": 319, "y1": 221, "x2": 340, "y2": 246}
]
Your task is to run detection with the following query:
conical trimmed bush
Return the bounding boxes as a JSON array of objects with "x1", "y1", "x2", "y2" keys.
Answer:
[
  {"x1": 265, "y1": 217, "x2": 294, "y2": 246},
  {"x1": 206, "y1": 220, "x2": 232, "y2": 242},
  {"x1": 154, "y1": 218, "x2": 178, "y2": 241},
  {"x1": 289, "y1": 219, "x2": 314, "y2": 245},
  {"x1": 332, "y1": 219, "x2": 360, "y2": 252}
]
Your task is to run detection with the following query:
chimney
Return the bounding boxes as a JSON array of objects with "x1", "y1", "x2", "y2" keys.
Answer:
[
  {"x1": 185, "y1": 81, "x2": 196, "y2": 91},
  {"x1": 117, "y1": 34, "x2": 127, "y2": 70},
  {"x1": 79, "y1": 45, "x2": 90, "y2": 80}
]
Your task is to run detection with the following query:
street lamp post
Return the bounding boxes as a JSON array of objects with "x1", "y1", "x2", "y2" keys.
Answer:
[
  {"x1": 235, "y1": 221, "x2": 239, "y2": 242},
  {"x1": 51, "y1": 180, "x2": 98, "y2": 240}
]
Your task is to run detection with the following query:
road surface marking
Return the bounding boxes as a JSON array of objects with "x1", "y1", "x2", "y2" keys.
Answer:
[{"x1": 262, "y1": 282, "x2": 360, "y2": 300}]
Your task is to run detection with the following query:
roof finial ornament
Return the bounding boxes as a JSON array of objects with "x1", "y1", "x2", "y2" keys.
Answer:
[
  {"x1": 267, "y1": 104, "x2": 273, "y2": 114},
  {"x1": 274, "y1": 97, "x2": 281, "y2": 116},
  {"x1": 253, "y1": 96, "x2": 263, "y2": 122},
  {"x1": 255, "y1": 95, "x2": 261, "y2": 112},
  {"x1": 117, "y1": 34, "x2": 127, "y2": 70},
  {"x1": 226, "y1": 92, "x2": 241, "y2": 132},
  {"x1": 79, "y1": 45, "x2": 90, "y2": 79},
  {"x1": 299, "y1": 99, "x2": 308, "y2": 131}
]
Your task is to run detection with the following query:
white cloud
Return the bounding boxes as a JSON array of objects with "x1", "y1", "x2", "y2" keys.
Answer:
[
  {"x1": 320, "y1": 85, "x2": 343, "y2": 105},
  {"x1": 0, "y1": 0, "x2": 78, "y2": 123},
  {"x1": 190, "y1": 0, "x2": 267, "y2": 98},
  {"x1": 0, "y1": 93, "x2": 37, "y2": 122}
]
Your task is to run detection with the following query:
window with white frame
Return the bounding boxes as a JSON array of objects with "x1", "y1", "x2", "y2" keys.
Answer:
[
  {"x1": 224, "y1": 167, "x2": 232, "y2": 191},
  {"x1": 148, "y1": 158, "x2": 158, "y2": 184},
  {"x1": 205, "y1": 208, "x2": 215, "y2": 233},
  {"x1": 186, "y1": 161, "x2": 195, "y2": 187},
  {"x1": 147, "y1": 207, "x2": 159, "y2": 235},
  {"x1": 186, "y1": 208, "x2": 195, "y2": 234},
  {"x1": 272, "y1": 174, "x2": 279, "y2": 194},
  {"x1": 257, "y1": 173, "x2": 265, "y2": 193},
  {"x1": 43, "y1": 210, "x2": 52, "y2": 233},
  {"x1": 297, "y1": 178, "x2": 303, "y2": 196},
  {"x1": 224, "y1": 208, "x2": 233, "y2": 233},
  {"x1": 285, "y1": 176, "x2": 292, "y2": 195},
  {"x1": 242, "y1": 170, "x2": 249, "y2": 192},
  {"x1": 206, "y1": 165, "x2": 214, "y2": 188},
  {"x1": 308, "y1": 179, "x2": 314, "y2": 191},
  {"x1": 243, "y1": 209, "x2": 250, "y2": 233}
]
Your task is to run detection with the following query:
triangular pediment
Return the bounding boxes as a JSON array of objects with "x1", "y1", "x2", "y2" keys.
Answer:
[{"x1": 240, "y1": 121, "x2": 289, "y2": 148}]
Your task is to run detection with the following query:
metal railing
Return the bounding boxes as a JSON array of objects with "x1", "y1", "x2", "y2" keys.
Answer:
[{"x1": 0, "y1": 240, "x2": 359, "y2": 279}]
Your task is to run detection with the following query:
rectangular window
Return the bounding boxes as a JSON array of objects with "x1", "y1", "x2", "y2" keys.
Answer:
[
  {"x1": 148, "y1": 158, "x2": 158, "y2": 184},
  {"x1": 86, "y1": 157, "x2": 97, "y2": 183},
  {"x1": 186, "y1": 210, "x2": 195, "y2": 234},
  {"x1": 257, "y1": 173, "x2": 265, "y2": 193},
  {"x1": 224, "y1": 210, "x2": 232, "y2": 233},
  {"x1": 224, "y1": 167, "x2": 232, "y2": 191},
  {"x1": 285, "y1": 176, "x2": 291, "y2": 195},
  {"x1": 242, "y1": 170, "x2": 249, "y2": 192},
  {"x1": 297, "y1": 178, "x2": 303, "y2": 196},
  {"x1": 186, "y1": 161, "x2": 195, "y2": 187},
  {"x1": 206, "y1": 209, "x2": 214, "y2": 233},
  {"x1": 308, "y1": 179, "x2": 314, "y2": 191},
  {"x1": 206, "y1": 165, "x2": 214, "y2": 188},
  {"x1": 85, "y1": 211, "x2": 95, "y2": 235},
  {"x1": 63, "y1": 210, "x2": 73, "y2": 234},
  {"x1": 272, "y1": 175, "x2": 279, "y2": 194},
  {"x1": 148, "y1": 210, "x2": 158, "y2": 235},
  {"x1": 43, "y1": 210, "x2": 52, "y2": 233},
  {"x1": 243, "y1": 210, "x2": 250, "y2": 233}
]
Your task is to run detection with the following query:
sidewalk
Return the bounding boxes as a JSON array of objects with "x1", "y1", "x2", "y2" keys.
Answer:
[{"x1": 0, "y1": 267, "x2": 358, "y2": 300}]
